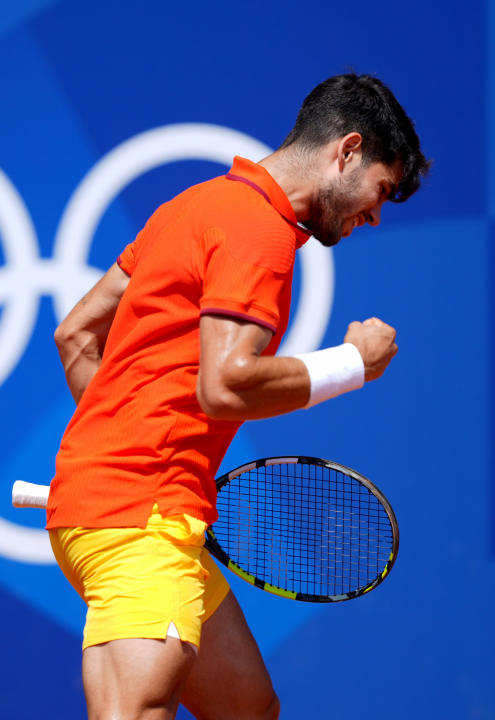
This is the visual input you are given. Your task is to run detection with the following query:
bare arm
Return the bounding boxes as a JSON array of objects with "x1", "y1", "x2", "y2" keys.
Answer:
[
  {"x1": 197, "y1": 315, "x2": 398, "y2": 421},
  {"x1": 54, "y1": 262, "x2": 130, "y2": 404},
  {"x1": 197, "y1": 316, "x2": 310, "y2": 420}
]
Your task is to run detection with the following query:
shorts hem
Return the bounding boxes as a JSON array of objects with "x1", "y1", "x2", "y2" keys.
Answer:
[{"x1": 82, "y1": 621, "x2": 201, "y2": 652}]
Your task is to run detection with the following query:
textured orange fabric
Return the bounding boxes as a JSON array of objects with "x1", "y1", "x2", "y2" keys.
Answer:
[{"x1": 46, "y1": 157, "x2": 310, "y2": 529}]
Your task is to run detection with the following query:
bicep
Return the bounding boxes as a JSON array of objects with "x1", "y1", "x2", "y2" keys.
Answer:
[{"x1": 197, "y1": 315, "x2": 272, "y2": 412}]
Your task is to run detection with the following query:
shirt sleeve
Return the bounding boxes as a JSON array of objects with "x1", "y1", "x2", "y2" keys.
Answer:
[
  {"x1": 117, "y1": 199, "x2": 165, "y2": 276},
  {"x1": 199, "y1": 225, "x2": 295, "y2": 333},
  {"x1": 116, "y1": 224, "x2": 147, "y2": 276}
]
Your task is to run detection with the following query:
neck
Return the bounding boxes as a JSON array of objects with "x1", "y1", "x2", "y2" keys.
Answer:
[{"x1": 258, "y1": 148, "x2": 314, "y2": 222}]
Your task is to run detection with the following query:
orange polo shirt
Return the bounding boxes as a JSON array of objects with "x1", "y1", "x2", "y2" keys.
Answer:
[{"x1": 46, "y1": 156, "x2": 310, "y2": 529}]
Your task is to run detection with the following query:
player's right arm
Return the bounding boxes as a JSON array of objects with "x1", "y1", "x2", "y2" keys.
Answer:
[
  {"x1": 54, "y1": 262, "x2": 130, "y2": 404},
  {"x1": 197, "y1": 314, "x2": 397, "y2": 421}
]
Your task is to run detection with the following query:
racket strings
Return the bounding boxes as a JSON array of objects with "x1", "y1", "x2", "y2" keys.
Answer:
[{"x1": 213, "y1": 462, "x2": 394, "y2": 598}]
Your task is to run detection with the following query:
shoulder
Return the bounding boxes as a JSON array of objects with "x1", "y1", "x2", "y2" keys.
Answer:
[{"x1": 201, "y1": 178, "x2": 296, "y2": 275}]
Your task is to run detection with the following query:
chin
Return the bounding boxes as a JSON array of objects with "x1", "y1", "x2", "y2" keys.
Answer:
[
  {"x1": 314, "y1": 233, "x2": 342, "y2": 248},
  {"x1": 305, "y1": 219, "x2": 342, "y2": 247}
]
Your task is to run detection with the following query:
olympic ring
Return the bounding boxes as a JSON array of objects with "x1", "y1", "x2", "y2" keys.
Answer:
[{"x1": 0, "y1": 123, "x2": 334, "y2": 563}]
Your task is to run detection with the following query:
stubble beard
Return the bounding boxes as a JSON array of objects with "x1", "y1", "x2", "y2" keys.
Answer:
[{"x1": 305, "y1": 168, "x2": 362, "y2": 247}]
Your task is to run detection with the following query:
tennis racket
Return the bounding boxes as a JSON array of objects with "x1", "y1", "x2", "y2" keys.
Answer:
[{"x1": 12, "y1": 456, "x2": 399, "y2": 603}]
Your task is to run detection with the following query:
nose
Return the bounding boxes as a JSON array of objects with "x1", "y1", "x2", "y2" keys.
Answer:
[{"x1": 367, "y1": 204, "x2": 382, "y2": 227}]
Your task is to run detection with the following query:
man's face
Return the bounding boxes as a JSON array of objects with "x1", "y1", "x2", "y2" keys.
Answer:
[{"x1": 305, "y1": 159, "x2": 402, "y2": 247}]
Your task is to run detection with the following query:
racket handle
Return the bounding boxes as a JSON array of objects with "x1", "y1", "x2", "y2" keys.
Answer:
[{"x1": 12, "y1": 480, "x2": 50, "y2": 509}]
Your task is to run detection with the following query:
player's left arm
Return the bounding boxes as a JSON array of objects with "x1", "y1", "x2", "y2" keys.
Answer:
[{"x1": 54, "y1": 262, "x2": 130, "y2": 404}]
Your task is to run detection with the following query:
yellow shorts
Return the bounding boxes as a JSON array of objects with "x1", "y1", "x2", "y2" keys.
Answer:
[{"x1": 49, "y1": 505, "x2": 230, "y2": 651}]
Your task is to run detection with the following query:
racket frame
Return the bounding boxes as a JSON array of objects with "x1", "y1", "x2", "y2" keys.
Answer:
[{"x1": 205, "y1": 455, "x2": 399, "y2": 603}]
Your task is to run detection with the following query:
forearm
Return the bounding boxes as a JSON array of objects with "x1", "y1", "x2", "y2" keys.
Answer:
[
  {"x1": 54, "y1": 327, "x2": 102, "y2": 404},
  {"x1": 53, "y1": 263, "x2": 130, "y2": 404},
  {"x1": 198, "y1": 344, "x2": 365, "y2": 421}
]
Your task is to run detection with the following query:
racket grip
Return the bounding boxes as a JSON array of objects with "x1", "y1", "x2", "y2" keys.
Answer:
[{"x1": 12, "y1": 480, "x2": 50, "y2": 509}]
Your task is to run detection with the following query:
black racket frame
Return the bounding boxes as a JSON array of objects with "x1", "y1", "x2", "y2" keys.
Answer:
[{"x1": 204, "y1": 455, "x2": 399, "y2": 603}]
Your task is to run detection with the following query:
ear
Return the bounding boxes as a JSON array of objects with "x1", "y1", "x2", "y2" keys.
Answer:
[{"x1": 337, "y1": 133, "x2": 363, "y2": 171}]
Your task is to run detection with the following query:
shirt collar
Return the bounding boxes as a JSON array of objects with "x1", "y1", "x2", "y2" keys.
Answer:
[{"x1": 227, "y1": 156, "x2": 312, "y2": 249}]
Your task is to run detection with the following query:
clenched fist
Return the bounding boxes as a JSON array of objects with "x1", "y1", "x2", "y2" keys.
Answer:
[{"x1": 344, "y1": 317, "x2": 398, "y2": 382}]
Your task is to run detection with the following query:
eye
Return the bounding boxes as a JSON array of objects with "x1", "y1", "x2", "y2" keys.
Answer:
[{"x1": 380, "y1": 184, "x2": 395, "y2": 201}]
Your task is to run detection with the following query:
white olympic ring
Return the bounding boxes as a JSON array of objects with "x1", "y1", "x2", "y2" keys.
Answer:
[{"x1": 0, "y1": 123, "x2": 334, "y2": 563}]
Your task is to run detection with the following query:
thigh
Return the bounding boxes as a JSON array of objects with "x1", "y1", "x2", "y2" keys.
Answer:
[
  {"x1": 180, "y1": 591, "x2": 279, "y2": 720},
  {"x1": 83, "y1": 636, "x2": 196, "y2": 720}
]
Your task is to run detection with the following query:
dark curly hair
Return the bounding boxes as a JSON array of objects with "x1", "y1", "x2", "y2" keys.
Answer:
[{"x1": 280, "y1": 74, "x2": 431, "y2": 202}]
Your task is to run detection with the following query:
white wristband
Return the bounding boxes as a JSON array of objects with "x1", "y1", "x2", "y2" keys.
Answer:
[{"x1": 295, "y1": 343, "x2": 365, "y2": 408}]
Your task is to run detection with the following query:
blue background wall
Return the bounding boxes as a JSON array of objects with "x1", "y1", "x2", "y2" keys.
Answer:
[{"x1": 0, "y1": 1, "x2": 493, "y2": 718}]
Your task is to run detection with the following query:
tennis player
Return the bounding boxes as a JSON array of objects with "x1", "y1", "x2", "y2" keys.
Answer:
[{"x1": 47, "y1": 74, "x2": 429, "y2": 720}]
